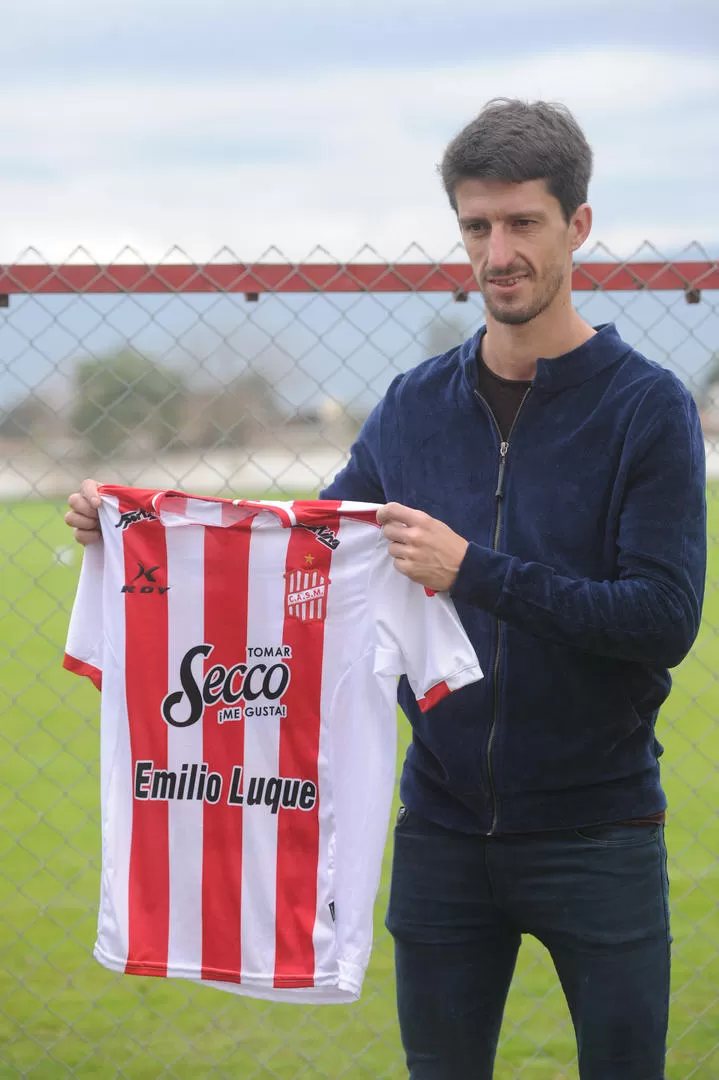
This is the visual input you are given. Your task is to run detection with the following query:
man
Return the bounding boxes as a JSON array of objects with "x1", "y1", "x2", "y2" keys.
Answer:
[{"x1": 66, "y1": 99, "x2": 706, "y2": 1078}]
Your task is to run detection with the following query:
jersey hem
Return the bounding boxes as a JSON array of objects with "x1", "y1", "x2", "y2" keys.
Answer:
[
  {"x1": 417, "y1": 680, "x2": 451, "y2": 712},
  {"x1": 63, "y1": 652, "x2": 102, "y2": 690},
  {"x1": 417, "y1": 662, "x2": 483, "y2": 712},
  {"x1": 93, "y1": 946, "x2": 364, "y2": 1003}
]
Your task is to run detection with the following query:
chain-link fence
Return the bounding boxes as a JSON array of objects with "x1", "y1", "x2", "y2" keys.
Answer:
[{"x1": 1, "y1": 245, "x2": 718, "y2": 1079}]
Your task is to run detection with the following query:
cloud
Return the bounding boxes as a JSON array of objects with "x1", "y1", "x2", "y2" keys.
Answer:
[
  {"x1": 2, "y1": 0, "x2": 716, "y2": 83},
  {"x1": 0, "y1": 49, "x2": 716, "y2": 261}
]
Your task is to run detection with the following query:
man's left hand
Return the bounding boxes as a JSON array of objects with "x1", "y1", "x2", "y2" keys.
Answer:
[{"x1": 376, "y1": 502, "x2": 469, "y2": 592}]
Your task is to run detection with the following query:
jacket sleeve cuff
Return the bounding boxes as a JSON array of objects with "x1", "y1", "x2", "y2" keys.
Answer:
[{"x1": 450, "y1": 542, "x2": 512, "y2": 611}]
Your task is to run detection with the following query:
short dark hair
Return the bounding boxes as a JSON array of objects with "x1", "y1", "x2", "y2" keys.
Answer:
[{"x1": 440, "y1": 98, "x2": 593, "y2": 223}]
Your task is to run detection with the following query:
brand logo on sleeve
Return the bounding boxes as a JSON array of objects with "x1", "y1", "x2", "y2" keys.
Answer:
[
  {"x1": 294, "y1": 523, "x2": 340, "y2": 550},
  {"x1": 116, "y1": 508, "x2": 158, "y2": 531}
]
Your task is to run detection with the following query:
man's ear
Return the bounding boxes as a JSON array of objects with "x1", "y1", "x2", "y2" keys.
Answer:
[{"x1": 570, "y1": 203, "x2": 592, "y2": 252}]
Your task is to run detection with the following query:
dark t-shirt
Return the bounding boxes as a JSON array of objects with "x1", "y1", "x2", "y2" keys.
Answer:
[
  {"x1": 476, "y1": 353, "x2": 531, "y2": 440},
  {"x1": 475, "y1": 347, "x2": 665, "y2": 828}
]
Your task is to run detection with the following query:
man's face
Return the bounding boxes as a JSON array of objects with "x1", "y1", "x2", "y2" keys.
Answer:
[{"x1": 455, "y1": 177, "x2": 589, "y2": 326}]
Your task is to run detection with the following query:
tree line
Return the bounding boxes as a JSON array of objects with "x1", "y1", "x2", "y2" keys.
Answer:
[
  {"x1": 0, "y1": 349, "x2": 283, "y2": 458},
  {"x1": 4, "y1": 333, "x2": 715, "y2": 458}
]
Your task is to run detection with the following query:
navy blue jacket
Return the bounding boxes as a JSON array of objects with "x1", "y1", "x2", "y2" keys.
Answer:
[{"x1": 321, "y1": 323, "x2": 707, "y2": 834}]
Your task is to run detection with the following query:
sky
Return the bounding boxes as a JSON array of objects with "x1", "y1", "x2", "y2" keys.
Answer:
[
  {"x1": 0, "y1": 0, "x2": 717, "y2": 263},
  {"x1": 0, "y1": 0, "x2": 717, "y2": 419}
]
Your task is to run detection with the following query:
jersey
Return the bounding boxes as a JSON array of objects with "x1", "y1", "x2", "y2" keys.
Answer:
[{"x1": 63, "y1": 486, "x2": 483, "y2": 1003}]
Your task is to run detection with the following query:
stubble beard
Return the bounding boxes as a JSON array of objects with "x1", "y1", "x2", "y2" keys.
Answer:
[{"x1": 482, "y1": 263, "x2": 566, "y2": 327}]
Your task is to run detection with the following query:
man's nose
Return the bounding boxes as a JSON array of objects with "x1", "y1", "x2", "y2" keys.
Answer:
[{"x1": 486, "y1": 226, "x2": 515, "y2": 272}]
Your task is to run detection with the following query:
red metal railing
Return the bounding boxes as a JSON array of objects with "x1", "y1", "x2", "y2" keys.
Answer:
[{"x1": 0, "y1": 261, "x2": 717, "y2": 296}]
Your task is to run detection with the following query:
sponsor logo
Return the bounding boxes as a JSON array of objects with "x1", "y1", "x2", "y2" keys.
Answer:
[
  {"x1": 218, "y1": 704, "x2": 286, "y2": 723},
  {"x1": 294, "y1": 523, "x2": 339, "y2": 550},
  {"x1": 161, "y1": 643, "x2": 292, "y2": 728},
  {"x1": 285, "y1": 569, "x2": 330, "y2": 621},
  {"x1": 116, "y1": 508, "x2": 158, "y2": 531},
  {"x1": 121, "y1": 561, "x2": 170, "y2": 595}
]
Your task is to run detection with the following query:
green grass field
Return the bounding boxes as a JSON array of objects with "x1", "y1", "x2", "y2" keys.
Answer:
[{"x1": 1, "y1": 495, "x2": 718, "y2": 1079}]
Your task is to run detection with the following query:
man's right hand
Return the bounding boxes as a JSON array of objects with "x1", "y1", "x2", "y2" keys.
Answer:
[{"x1": 65, "y1": 479, "x2": 103, "y2": 545}]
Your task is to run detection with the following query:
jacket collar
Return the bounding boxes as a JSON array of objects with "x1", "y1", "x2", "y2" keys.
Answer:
[{"x1": 460, "y1": 322, "x2": 632, "y2": 393}]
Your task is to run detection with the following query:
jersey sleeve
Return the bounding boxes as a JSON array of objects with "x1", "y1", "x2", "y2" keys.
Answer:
[
  {"x1": 370, "y1": 541, "x2": 483, "y2": 711},
  {"x1": 62, "y1": 543, "x2": 105, "y2": 690}
]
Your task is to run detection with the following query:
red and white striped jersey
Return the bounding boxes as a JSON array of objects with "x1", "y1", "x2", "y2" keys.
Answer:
[{"x1": 63, "y1": 486, "x2": 482, "y2": 1003}]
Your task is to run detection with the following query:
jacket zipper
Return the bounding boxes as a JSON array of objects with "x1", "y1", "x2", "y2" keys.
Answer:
[{"x1": 474, "y1": 387, "x2": 531, "y2": 834}]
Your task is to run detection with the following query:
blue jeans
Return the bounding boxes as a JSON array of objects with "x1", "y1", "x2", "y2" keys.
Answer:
[{"x1": 385, "y1": 808, "x2": 671, "y2": 1080}]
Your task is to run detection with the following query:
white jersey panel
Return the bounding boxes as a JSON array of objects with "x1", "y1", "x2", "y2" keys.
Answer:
[
  {"x1": 238, "y1": 516, "x2": 289, "y2": 986},
  {"x1": 165, "y1": 513, "x2": 211, "y2": 975},
  {"x1": 311, "y1": 513, "x2": 375, "y2": 998},
  {"x1": 94, "y1": 495, "x2": 134, "y2": 972}
]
